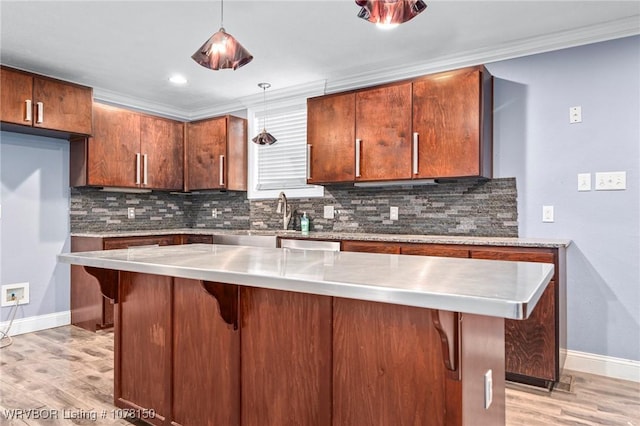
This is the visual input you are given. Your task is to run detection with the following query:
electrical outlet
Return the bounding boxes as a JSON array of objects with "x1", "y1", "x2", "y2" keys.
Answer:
[
  {"x1": 2, "y1": 282, "x2": 30, "y2": 307},
  {"x1": 390, "y1": 206, "x2": 399, "y2": 221},
  {"x1": 127, "y1": 207, "x2": 135, "y2": 219},
  {"x1": 542, "y1": 205, "x2": 554, "y2": 223},
  {"x1": 212, "y1": 208, "x2": 219, "y2": 218},
  {"x1": 484, "y1": 370, "x2": 493, "y2": 409},
  {"x1": 595, "y1": 171, "x2": 626, "y2": 191},
  {"x1": 323, "y1": 205, "x2": 335, "y2": 219}
]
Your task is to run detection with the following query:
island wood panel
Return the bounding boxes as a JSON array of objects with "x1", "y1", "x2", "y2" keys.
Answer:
[
  {"x1": 240, "y1": 287, "x2": 332, "y2": 426},
  {"x1": 140, "y1": 115, "x2": 183, "y2": 190},
  {"x1": 470, "y1": 248, "x2": 558, "y2": 386},
  {"x1": 307, "y1": 92, "x2": 356, "y2": 183},
  {"x1": 333, "y1": 298, "x2": 447, "y2": 426},
  {"x1": 355, "y1": 82, "x2": 413, "y2": 181},
  {"x1": 172, "y1": 279, "x2": 240, "y2": 426},
  {"x1": 115, "y1": 272, "x2": 172, "y2": 426}
]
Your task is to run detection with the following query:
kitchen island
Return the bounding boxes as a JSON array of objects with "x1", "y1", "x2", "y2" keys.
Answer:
[{"x1": 58, "y1": 243, "x2": 554, "y2": 426}]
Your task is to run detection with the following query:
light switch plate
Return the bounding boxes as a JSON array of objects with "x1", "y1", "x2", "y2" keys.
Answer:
[
  {"x1": 595, "y1": 171, "x2": 626, "y2": 190},
  {"x1": 578, "y1": 173, "x2": 591, "y2": 191},
  {"x1": 542, "y1": 205, "x2": 554, "y2": 223},
  {"x1": 390, "y1": 206, "x2": 399, "y2": 221}
]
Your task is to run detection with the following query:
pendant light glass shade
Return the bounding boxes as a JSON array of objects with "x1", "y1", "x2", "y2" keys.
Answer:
[
  {"x1": 355, "y1": 0, "x2": 427, "y2": 27},
  {"x1": 192, "y1": 0, "x2": 253, "y2": 70},
  {"x1": 252, "y1": 83, "x2": 277, "y2": 146}
]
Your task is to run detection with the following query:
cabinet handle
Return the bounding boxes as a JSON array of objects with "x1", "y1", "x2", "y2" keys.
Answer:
[
  {"x1": 355, "y1": 139, "x2": 362, "y2": 178},
  {"x1": 36, "y1": 102, "x2": 44, "y2": 124},
  {"x1": 135, "y1": 153, "x2": 141, "y2": 185},
  {"x1": 25, "y1": 100, "x2": 32, "y2": 122},
  {"x1": 219, "y1": 155, "x2": 225, "y2": 186},
  {"x1": 143, "y1": 154, "x2": 148, "y2": 185},
  {"x1": 307, "y1": 144, "x2": 312, "y2": 180},
  {"x1": 413, "y1": 132, "x2": 419, "y2": 175}
]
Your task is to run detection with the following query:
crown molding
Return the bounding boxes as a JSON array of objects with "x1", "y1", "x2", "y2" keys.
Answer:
[{"x1": 92, "y1": 17, "x2": 639, "y2": 120}]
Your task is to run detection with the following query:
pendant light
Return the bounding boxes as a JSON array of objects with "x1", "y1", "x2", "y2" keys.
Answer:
[
  {"x1": 192, "y1": 0, "x2": 253, "y2": 70},
  {"x1": 252, "y1": 83, "x2": 277, "y2": 146},
  {"x1": 355, "y1": 0, "x2": 427, "y2": 28}
]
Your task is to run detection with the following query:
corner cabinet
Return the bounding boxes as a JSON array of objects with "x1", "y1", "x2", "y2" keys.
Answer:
[
  {"x1": 0, "y1": 66, "x2": 92, "y2": 136},
  {"x1": 185, "y1": 115, "x2": 247, "y2": 191},
  {"x1": 306, "y1": 65, "x2": 493, "y2": 184},
  {"x1": 70, "y1": 103, "x2": 184, "y2": 191}
]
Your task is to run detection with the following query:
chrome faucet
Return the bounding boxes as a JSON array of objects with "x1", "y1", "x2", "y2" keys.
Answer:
[{"x1": 276, "y1": 192, "x2": 292, "y2": 230}]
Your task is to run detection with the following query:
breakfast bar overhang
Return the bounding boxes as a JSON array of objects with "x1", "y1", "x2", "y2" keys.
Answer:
[{"x1": 58, "y1": 244, "x2": 554, "y2": 426}]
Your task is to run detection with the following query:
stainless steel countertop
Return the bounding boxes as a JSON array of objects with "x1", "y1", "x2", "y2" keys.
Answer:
[
  {"x1": 71, "y1": 228, "x2": 571, "y2": 248},
  {"x1": 58, "y1": 244, "x2": 554, "y2": 320}
]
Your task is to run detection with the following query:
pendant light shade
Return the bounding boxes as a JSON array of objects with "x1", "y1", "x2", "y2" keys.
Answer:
[
  {"x1": 252, "y1": 83, "x2": 277, "y2": 146},
  {"x1": 192, "y1": 0, "x2": 253, "y2": 70},
  {"x1": 356, "y1": 0, "x2": 427, "y2": 27}
]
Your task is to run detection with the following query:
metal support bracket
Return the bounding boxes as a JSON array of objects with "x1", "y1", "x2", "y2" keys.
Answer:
[{"x1": 84, "y1": 267, "x2": 119, "y2": 303}]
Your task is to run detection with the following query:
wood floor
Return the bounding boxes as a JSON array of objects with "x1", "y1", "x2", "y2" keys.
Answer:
[{"x1": 1, "y1": 326, "x2": 638, "y2": 426}]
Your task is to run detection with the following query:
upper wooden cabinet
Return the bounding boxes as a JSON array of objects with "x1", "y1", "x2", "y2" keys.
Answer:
[
  {"x1": 185, "y1": 115, "x2": 247, "y2": 191},
  {"x1": 306, "y1": 65, "x2": 493, "y2": 184},
  {"x1": 412, "y1": 66, "x2": 493, "y2": 178},
  {"x1": 70, "y1": 103, "x2": 184, "y2": 190},
  {"x1": 0, "y1": 66, "x2": 92, "y2": 135},
  {"x1": 307, "y1": 92, "x2": 355, "y2": 184}
]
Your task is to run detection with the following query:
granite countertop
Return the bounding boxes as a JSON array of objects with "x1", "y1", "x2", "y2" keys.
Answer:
[
  {"x1": 71, "y1": 228, "x2": 571, "y2": 248},
  {"x1": 58, "y1": 244, "x2": 554, "y2": 320}
]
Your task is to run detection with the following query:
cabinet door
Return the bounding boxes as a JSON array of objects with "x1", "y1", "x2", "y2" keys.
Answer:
[
  {"x1": 140, "y1": 116, "x2": 183, "y2": 190},
  {"x1": 470, "y1": 248, "x2": 557, "y2": 382},
  {"x1": 356, "y1": 83, "x2": 412, "y2": 181},
  {"x1": 413, "y1": 67, "x2": 490, "y2": 178},
  {"x1": 186, "y1": 117, "x2": 227, "y2": 191},
  {"x1": 32, "y1": 76, "x2": 92, "y2": 135},
  {"x1": 307, "y1": 93, "x2": 356, "y2": 183},
  {"x1": 0, "y1": 68, "x2": 33, "y2": 126},
  {"x1": 88, "y1": 103, "x2": 140, "y2": 187}
]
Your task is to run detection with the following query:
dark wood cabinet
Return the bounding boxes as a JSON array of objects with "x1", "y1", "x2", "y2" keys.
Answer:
[
  {"x1": 1, "y1": 66, "x2": 92, "y2": 136},
  {"x1": 412, "y1": 66, "x2": 492, "y2": 178},
  {"x1": 240, "y1": 288, "x2": 332, "y2": 426},
  {"x1": 186, "y1": 115, "x2": 247, "y2": 191},
  {"x1": 356, "y1": 82, "x2": 413, "y2": 181},
  {"x1": 70, "y1": 103, "x2": 184, "y2": 190},
  {"x1": 71, "y1": 235, "x2": 182, "y2": 332},
  {"x1": 307, "y1": 92, "x2": 356, "y2": 183},
  {"x1": 340, "y1": 239, "x2": 566, "y2": 389}
]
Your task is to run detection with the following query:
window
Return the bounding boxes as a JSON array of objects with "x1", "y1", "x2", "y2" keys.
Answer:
[{"x1": 247, "y1": 100, "x2": 323, "y2": 199}]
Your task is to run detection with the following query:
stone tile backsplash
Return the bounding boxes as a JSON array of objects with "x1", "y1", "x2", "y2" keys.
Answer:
[{"x1": 71, "y1": 178, "x2": 517, "y2": 237}]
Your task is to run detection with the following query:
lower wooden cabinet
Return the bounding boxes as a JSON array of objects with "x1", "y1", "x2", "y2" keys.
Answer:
[
  {"x1": 71, "y1": 234, "x2": 186, "y2": 331},
  {"x1": 342, "y1": 239, "x2": 566, "y2": 389}
]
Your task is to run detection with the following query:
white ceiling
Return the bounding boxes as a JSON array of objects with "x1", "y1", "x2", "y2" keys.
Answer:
[{"x1": 1, "y1": 1, "x2": 639, "y2": 120}]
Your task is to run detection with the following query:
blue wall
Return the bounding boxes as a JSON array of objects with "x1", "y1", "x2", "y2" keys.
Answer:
[
  {"x1": 488, "y1": 35, "x2": 640, "y2": 361},
  {"x1": 0, "y1": 132, "x2": 70, "y2": 321}
]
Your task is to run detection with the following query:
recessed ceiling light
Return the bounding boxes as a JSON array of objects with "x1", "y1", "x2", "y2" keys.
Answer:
[{"x1": 169, "y1": 74, "x2": 188, "y2": 85}]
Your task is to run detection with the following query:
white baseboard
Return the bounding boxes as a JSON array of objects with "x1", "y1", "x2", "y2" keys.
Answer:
[
  {"x1": 565, "y1": 349, "x2": 640, "y2": 383},
  {"x1": 0, "y1": 310, "x2": 70, "y2": 336}
]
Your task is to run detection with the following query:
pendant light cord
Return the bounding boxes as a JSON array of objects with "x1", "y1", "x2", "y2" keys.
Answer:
[
  {"x1": 263, "y1": 86, "x2": 267, "y2": 131},
  {"x1": 220, "y1": 0, "x2": 224, "y2": 30}
]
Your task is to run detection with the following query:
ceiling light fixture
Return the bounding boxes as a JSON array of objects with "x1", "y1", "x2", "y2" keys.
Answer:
[
  {"x1": 169, "y1": 74, "x2": 188, "y2": 85},
  {"x1": 191, "y1": 0, "x2": 253, "y2": 71},
  {"x1": 252, "y1": 83, "x2": 277, "y2": 146},
  {"x1": 355, "y1": 0, "x2": 427, "y2": 29}
]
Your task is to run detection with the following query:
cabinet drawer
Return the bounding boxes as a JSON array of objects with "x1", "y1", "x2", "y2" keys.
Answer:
[
  {"x1": 341, "y1": 240, "x2": 401, "y2": 254},
  {"x1": 401, "y1": 244, "x2": 470, "y2": 258},
  {"x1": 470, "y1": 248, "x2": 555, "y2": 264},
  {"x1": 103, "y1": 235, "x2": 180, "y2": 250},
  {"x1": 181, "y1": 234, "x2": 214, "y2": 244}
]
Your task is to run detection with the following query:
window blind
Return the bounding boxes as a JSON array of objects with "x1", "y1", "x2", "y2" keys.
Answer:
[{"x1": 254, "y1": 105, "x2": 309, "y2": 190}]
